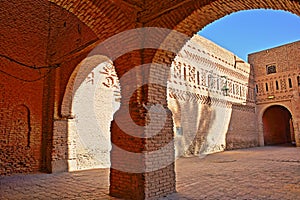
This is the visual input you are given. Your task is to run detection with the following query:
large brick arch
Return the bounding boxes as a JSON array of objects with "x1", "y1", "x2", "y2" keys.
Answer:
[
  {"x1": 61, "y1": 55, "x2": 112, "y2": 117},
  {"x1": 2, "y1": 0, "x2": 300, "y2": 198},
  {"x1": 59, "y1": 55, "x2": 119, "y2": 171},
  {"x1": 49, "y1": 0, "x2": 136, "y2": 37},
  {"x1": 48, "y1": 0, "x2": 300, "y2": 93},
  {"x1": 145, "y1": 0, "x2": 300, "y2": 37}
]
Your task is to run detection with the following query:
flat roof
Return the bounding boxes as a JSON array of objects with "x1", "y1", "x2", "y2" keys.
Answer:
[{"x1": 248, "y1": 39, "x2": 300, "y2": 56}]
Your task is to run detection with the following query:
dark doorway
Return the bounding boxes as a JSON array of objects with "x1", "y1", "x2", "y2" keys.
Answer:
[{"x1": 262, "y1": 105, "x2": 295, "y2": 146}]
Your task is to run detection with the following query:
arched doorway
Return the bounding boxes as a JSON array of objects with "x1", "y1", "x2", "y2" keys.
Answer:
[
  {"x1": 69, "y1": 61, "x2": 120, "y2": 171},
  {"x1": 262, "y1": 105, "x2": 295, "y2": 145},
  {"x1": 61, "y1": 55, "x2": 120, "y2": 171}
]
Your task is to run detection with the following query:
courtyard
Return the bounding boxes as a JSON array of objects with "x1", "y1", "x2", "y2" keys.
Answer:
[{"x1": 1, "y1": 146, "x2": 299, "y2": 200}]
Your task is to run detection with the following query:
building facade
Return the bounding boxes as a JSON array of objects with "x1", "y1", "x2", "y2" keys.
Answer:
[
  {"x1": 249, "y1": 40, "x2": 300, "y2": 147},
  {"x1": 168, "y1": 35, "x2": 258, "y2": 158}
]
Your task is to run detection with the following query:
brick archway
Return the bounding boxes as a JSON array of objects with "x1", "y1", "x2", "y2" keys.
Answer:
[
  {"x1": 147, "y1": 0, "x2": 300, "y2": 38},
  {"x1": 262, "y1": 105, "x2": 295, "y2": 145},
  {"x1": 2, "y1": 0, "x2": 300, "y2": 198},
  {"x1": 61, "y1": 55, "x2": 112, "y2": 118},
  {"x1": 49, "y1": 0, "x2": 136, "y2": 37},
  {"x1": 55, "y1": 55, "x2": 116, "y2": 172},
  {"x1": 59, "y1": 55, "x2": 120, "y2": 171},
  {"x1": 257, "y1": 102, "x2": 299, "y2": 147}
]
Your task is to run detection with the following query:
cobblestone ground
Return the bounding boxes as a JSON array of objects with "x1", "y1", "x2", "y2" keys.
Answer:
[{"x1": 0, "y1": 146, "x2": 299, "y2": 200}]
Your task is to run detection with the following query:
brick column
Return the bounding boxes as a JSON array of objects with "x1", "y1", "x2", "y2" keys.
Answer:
[
  {"x1": 258, "y1": 122, "x2": 265, "y2": 146},
  {"x1": 109, "y1": 50, "x2": 176, "y2": 199},
  {"x1": 52, "y1": 119, "x2": 68, "y2": 172},
  {"x1": 294, "y1": 120, "x2": 300, "y2": 147}
]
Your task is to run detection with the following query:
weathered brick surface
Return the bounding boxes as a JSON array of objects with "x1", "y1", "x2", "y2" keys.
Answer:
[
  {"x1": 0, "y1": 76, "x2": 43, "y2": 175},
  {"x1": 0, "y1": 0, "x2": 97, "y2": 175},
  {"x1": 1, "y1": 0, "x2": 300, "y2": 199},
  {"x1": 109, "y1": 48, "x2": 176, "y2": 199},
  {"x1": 225, "y1": 107, "x2": 258, "y2": 150},
  {"x1": 0, "y1": 2, "x2": 49, "y2": 172},
  {"x1": 0, "y1": 0, "x2": 46, "y2": 174}
]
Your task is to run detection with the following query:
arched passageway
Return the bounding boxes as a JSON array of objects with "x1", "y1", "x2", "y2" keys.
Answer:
[
  {"x1": 60, "y1": 54, "x2": 121, "y2": 171},
  {"x1": 69, "y1": 61, "x2": 120, "y2": 171},
  {"x1": 263, "y1": 105, "x2": 295, "y2": 145},
  {"x1": 1, "y1": 0, "x2": 300, "y2": 199}
]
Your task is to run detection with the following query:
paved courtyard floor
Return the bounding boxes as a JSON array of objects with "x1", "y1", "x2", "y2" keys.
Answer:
[{"x1": 1, "y1": 146, "x2": 299, "y2": 200}]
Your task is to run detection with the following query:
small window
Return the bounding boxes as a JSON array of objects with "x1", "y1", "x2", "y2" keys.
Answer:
[
  {"x1": 256, "y1": 84, "x2": 259, "y2": 93},
  {"x1": 197, "y1": 71, "x2": 200, "y2": 85},
  {"x1": 297, "y1": 76, "x2": 300, "y2": 86},
  {"x1": 265, "y1": 83, "x2": 269, "y2": 92},
  {"x1": 266, "y1": 64, "x2": 276, "y2": 75},
  {"x1": 288, "y1": 78, "x2": 292, "y2": 88},
  {"x1": 276, "y1": 81, "x2": 279, "y2": 90}
]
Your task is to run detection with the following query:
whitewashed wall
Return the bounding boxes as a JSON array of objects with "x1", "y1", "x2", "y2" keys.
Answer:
[{"x1": 70, "y1": 62, "x2": 120, "y2": 171}]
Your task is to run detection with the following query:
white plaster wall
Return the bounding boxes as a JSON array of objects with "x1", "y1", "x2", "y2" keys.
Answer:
[
  {"x1": 168, "y1": 35, "x2": 249, "y2": 157},
  {"x1": 71, "y1": 62, "x2": 120, "y2": 171}
]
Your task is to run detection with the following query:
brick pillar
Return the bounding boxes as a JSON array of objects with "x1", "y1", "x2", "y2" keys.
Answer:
[
  {"x1": 294, "y1": 120, "x2": 300, "y2": 147},
  {"x1": 52, "y1": 119, "x2": 68, "y2": 172},
  {"x1": 258, "y1": 122, "x2": 264, "y2": 146},
  {"x1": 109, "y1": 50, "x2": 176, "y2": 199}
]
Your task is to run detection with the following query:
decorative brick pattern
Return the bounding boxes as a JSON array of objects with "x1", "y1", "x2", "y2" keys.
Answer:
[
  {"x1": 168, "y1": 35, "x2": 257, "y2": 157},
  {"x1": 249, "y1": 40, "x2": 300, "y2": 147}
]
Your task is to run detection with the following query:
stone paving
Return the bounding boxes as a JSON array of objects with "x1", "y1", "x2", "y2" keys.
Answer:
[{"x1": 0, "y1": 146, "x2": 299, "y2": 200}]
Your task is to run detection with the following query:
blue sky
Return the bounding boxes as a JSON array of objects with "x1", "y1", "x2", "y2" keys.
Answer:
[{"x1": 198, "y1": 9, "x2": 300, "y2": 61}]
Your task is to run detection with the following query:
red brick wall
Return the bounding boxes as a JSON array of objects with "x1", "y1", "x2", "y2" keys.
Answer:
[
  {"x1": 249, "y1": 40, "x2": 300, "y2": 147},
  {"x1": 0, "y1": 0, "x2": 49, "y2": 175},
  {"x1": 0, "y1": 75, "x2": 44, "y2": 175},
  {"x1": 226, "y1": 105, "x2": 258, "y2": 149},
  {"x1": 0, "y1": 0, "x2": 97, "y2": 175}
]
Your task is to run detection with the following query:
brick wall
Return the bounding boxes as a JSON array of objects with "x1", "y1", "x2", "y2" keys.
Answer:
[
  {"x1": 0, "y1": 0, "x2": 49, "y2": 175},
  {"x1": 226, "y1": 105, "x2": 258, "y2": 149},
  {"x1": 249, "y1": 40, "x2": 300, "y2": 147},
  {"x1": 0, "y1": 78, "x2": 43, "y2": 175},
  {"x1": 0, "y1": 0, "x2": 97, "y2": 175}
]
